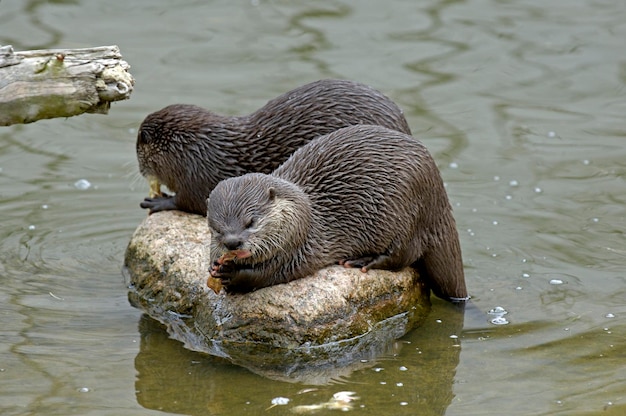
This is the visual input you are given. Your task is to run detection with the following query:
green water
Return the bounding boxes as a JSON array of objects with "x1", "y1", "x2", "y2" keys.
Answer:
[{"x1": 1, "y1": 1, "x2": 624, "y2": 415}]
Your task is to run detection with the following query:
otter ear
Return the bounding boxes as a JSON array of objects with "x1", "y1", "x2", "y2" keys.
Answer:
[
  {"x1": 268, "y1": 187, "x2": 276, "y2": 201},
  {"x1": 138, "y1": 129, "x2": 149, "y2": 144}
]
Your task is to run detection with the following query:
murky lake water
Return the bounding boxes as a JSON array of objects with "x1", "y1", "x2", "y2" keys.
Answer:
[{"x1": 1, "y1": 0, "x2": 625, "y2": 415}]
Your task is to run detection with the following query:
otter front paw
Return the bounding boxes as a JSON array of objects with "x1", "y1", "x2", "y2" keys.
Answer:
[
  {"x1": 140, "y1": 194, "x2": 177, "y2": 214},
  {"x1": 210, "y1": 262, "x2": 266, "y2": 294},
  {"x1": 209, "y1": 260, "x2": 235, "y2": 285}
]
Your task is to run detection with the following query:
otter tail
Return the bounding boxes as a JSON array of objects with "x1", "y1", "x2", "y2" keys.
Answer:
[{"x1": 414, "y1": 227, "x2": 469, "y2": 303}]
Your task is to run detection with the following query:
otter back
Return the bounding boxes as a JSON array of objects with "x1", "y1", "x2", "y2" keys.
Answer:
[{"x1": 137, "y1": 79, "x2": 411, "y2": 215}]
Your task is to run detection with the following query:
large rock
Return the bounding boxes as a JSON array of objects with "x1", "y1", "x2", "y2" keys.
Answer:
[{"x1": 124, "y1": 211, "x2": 431, "y2": 383}]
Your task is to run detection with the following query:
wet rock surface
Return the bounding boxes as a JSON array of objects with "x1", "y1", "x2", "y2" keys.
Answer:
[{"x1": 124, "y1": 211, "x2": 431, "y2": 383}]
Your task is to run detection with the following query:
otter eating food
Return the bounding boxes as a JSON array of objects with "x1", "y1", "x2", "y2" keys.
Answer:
[{"x1": 207, "y1": 124, "x2": 468, "y2": 303}]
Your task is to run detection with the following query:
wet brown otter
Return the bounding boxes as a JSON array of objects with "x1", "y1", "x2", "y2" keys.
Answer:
[
  {"x1": 137, "y1": 79, "x2": 411, "y2": 215},
  {"x1": 208, "y1": 124, "x2": 468, "y2": 303}
]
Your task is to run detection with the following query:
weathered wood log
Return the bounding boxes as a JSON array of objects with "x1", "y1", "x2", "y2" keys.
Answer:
[{"x1": 0, "y1": 45, "x2": 134, "y2": 126}]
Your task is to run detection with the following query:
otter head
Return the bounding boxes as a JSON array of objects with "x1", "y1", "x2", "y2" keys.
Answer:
[
  {"x1": 207, "y1": 173, "x2": 311, "y2": 265},
  {"x1": 136, "y1": 104, "x2": 221, "y2": 192}
]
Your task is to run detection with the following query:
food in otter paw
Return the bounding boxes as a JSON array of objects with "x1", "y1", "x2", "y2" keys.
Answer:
[
  {"x1": 148, "y1": 176, "x2": 163, "y2": 199},
  {"x1": 206, "y1": 276, "x2": 224, "y2": 294},
  {"x1": 207, "y1": 250, "x2": 253, "y2": 293},
  {"x1": 216, "y1": 250, "x2": 252, "y2": 265}
]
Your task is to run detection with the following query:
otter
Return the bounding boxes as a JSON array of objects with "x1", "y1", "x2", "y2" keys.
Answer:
[
  {"x1": 207, "y1": 124, "x2": 468, "y2": 303},
  {"x1": 137, "y1": 79, "x2": 411, "y2": 215}
]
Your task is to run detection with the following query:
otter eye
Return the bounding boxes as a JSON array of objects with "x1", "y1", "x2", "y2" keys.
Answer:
[
  {"x1": 245, "y1": 218, "x2": 256, "y2": 229},
  {"x1": 208, "y1": 222, "x2": 221, "y2": 235},
  {"x1": 138, "y1": 129, "x2": 150, "y2": 144}
]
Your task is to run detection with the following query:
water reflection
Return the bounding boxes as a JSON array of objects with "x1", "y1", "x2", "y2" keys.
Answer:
[{"x1": 134, "y1": 300, "x2": 466, "y2": 415}]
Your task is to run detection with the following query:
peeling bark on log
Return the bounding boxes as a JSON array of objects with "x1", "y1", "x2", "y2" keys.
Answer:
[{"x1": 0, "y1": 45, "x2": 134, "y2": 126}]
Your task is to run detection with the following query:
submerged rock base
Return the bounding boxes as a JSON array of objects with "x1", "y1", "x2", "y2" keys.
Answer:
[{"x1": 124, "y1": 211, "x2": 431, "y2": 383}]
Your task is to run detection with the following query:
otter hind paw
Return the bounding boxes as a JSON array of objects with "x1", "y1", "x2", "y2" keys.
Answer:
[{"x1": 340, "y1": 254, "x2": 394, "y2": 272}]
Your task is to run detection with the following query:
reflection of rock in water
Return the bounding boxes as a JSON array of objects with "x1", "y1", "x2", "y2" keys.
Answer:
[
  {"x1": 134, "y1": 302, "x2": 467, "y2": 415},
  {"x1": 134, "y1": 315, "x2": 226, "y2": 415},
  {"x1": 131, "y1": 297, "x2": 420, "y2": 385},
  {"x1": 134, "y1": 314, "x2": 398, "y2": 415}
]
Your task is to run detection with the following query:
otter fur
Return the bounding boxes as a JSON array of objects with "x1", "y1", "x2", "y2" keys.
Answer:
[
  {"x1": 137, "y1": 79, "x2": 411, "y2": 215},
  {"x1": 208, "y1": 124, "x2": 468, "y2": 302}
]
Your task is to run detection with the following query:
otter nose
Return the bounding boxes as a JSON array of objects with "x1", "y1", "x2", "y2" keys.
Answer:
[{"x1": 222, "y1": 235, "x2": 243, "y2": 251}]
